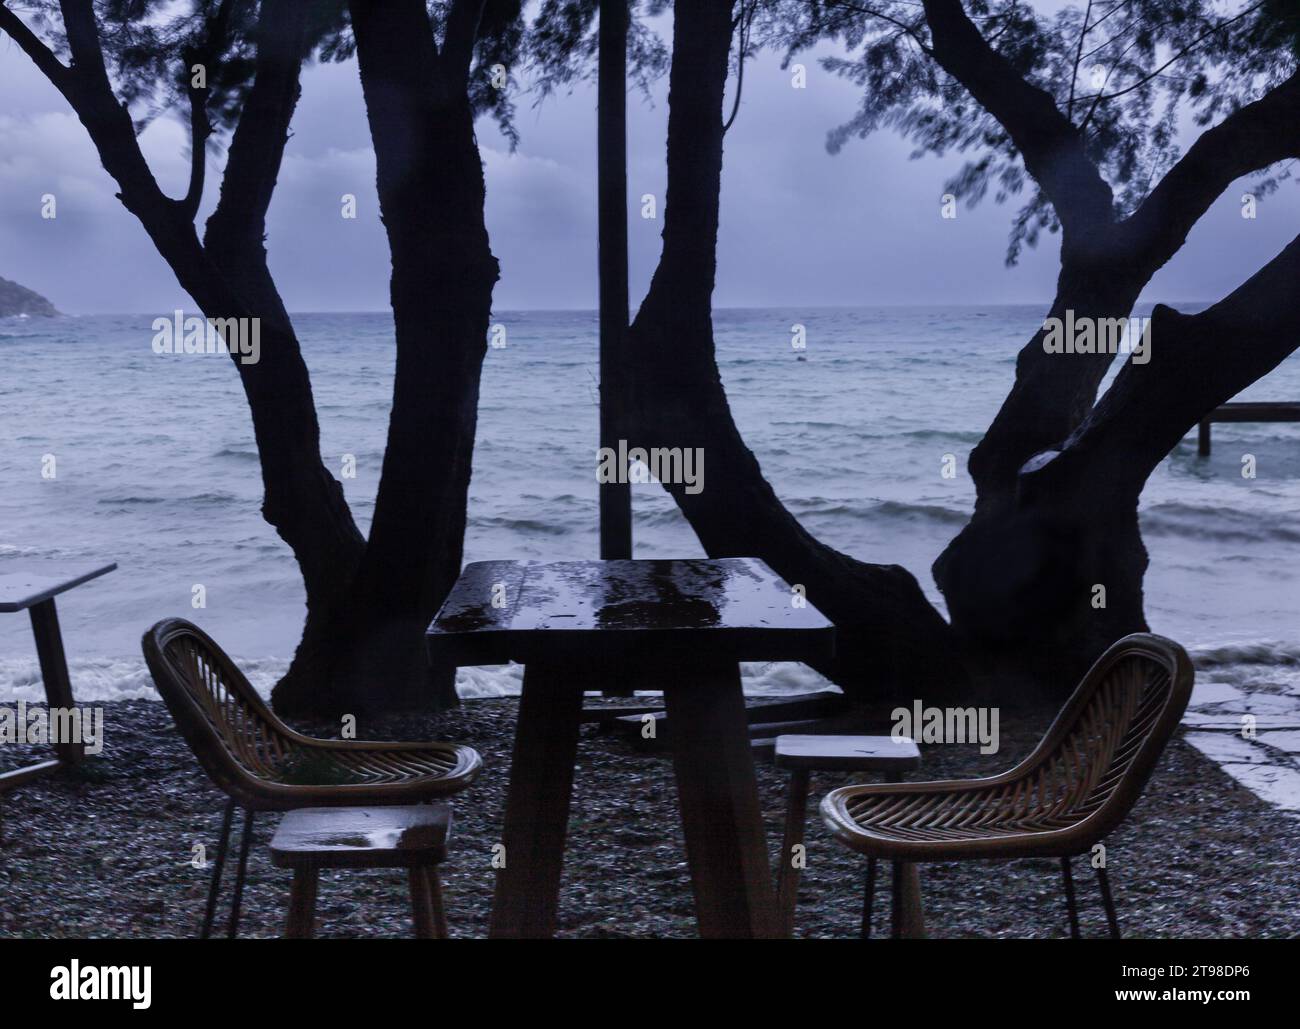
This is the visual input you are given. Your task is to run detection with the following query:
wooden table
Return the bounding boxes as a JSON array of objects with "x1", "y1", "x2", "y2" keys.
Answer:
[
  {"x1": 0, "y1": 562, "x2": 115, "y2": 790},
  {"x1": 426, "y1": 557, "x2": 835, "y2": 938}
]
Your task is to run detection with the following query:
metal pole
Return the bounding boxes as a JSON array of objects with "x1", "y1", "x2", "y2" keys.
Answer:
[{"x1": 598, "y1": 0, "x2": 632, "y2": 560}]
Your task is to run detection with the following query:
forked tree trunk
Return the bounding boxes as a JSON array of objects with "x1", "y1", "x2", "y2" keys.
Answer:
[
  {"x1": 272, "y1": 0, "x2": 498, "y2": 717},
  {"x1": 985, "y1": 235, "x2": 1300, "y2": 690},
  {"x1": 932, "y1": 264, "x2": 1148, "y2": 685},
  {"x1": 626, "y1": 1, "x2": 966, "y2": 702},
  {"x1": 920, "y1": 3, "x2": 1300, "y2": 687}
]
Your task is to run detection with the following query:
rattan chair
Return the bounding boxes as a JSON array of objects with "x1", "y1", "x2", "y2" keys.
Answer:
[
  {"x1": 142, "y1": 618, "x2": 482, "y2": 939},
  {"x1": 821, "y1": 633, "x2": 1194, "y2": 938}
]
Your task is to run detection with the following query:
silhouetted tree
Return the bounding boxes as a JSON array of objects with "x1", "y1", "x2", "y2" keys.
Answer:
[
  {"x1": 527, "y1": 0, "x2": 968, "y2": 701},
  {"x1": 529, "y1": 0, "x2": 1300, "y2": 700},
  {"x1": 766, "y1": 0, "x2": 1300, "y2": 688},
  {"x1": 0, "y1": 0, "x2": 522, "y2": 716}
]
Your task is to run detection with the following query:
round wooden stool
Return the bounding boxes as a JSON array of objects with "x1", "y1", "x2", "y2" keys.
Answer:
[
  {"x1": 269, "y1": 804, "x2": 452, "y2": 939},
  {"x1": 774, "y1": 734, "x2": 921, "y2": 938}
]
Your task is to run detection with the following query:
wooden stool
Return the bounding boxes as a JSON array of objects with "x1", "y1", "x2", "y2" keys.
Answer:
[
  {"x1": 269, "y1": 805, "x2": 452, "y2": 939},
  {"x1": 774, "y1": 734, "x2": 921, "y2": 938}
]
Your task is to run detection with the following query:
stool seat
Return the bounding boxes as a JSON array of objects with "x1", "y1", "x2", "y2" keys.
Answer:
[
  {"x1": 270, "y1": 805, "x2": 451, "y2": 870},
  {"x1": 775, "y1": 734, "x2": 921, "y2": 773},
  {"x1": 773, "y1": 734, "x2": 922, "y2": 938}
]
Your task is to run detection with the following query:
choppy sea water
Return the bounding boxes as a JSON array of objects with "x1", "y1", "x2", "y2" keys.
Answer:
[{"x1": 2, "y1": 306, "x2": 1299, "y2": 806}]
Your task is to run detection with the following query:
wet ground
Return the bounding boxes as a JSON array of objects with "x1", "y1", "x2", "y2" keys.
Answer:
[{"x1": 1, "y1": 697, "x2": 1297, "y2": 939}]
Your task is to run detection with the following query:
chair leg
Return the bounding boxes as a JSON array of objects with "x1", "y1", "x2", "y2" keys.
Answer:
[
  {"x1": 889, "y1": 861, "x2": 926, "y2": 938},
  {"x1": 1096, "y1": 864, "x2": 1121, "y2": 940},
  {"x1": 285, "y1": 867, "x2": 318, "y2": 939},
  {"x1": 226, "y1": 808, "x2": 255, "y2": 939},
  {"x1": 1060, "y1": 856, "x2": 1081, "y2": 939},
  {"x1": 201, "y1": 799, "x2": 235, "y2": 940},
  {"x1": 861, "y1": 857, "x2": 876, "y2": 939}
]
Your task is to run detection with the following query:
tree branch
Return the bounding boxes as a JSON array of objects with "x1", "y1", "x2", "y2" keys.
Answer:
[
  {"x1": 1066, "y1": 0, "x2": 1093, "y2": 121},
  {"x1": 203, "y1": 0, "x2": 311, "y2": 280},
  {"x1": 1047, "y1": 231, "x2": 1300, "y2": 498},
  {"x1": 724, "y1": 0, "x2": 757, "y2": 134},
  {"x1": 1073, "y1": 0, "x2": 1268, "y2": 114},
  {"x1": 43, "y1": 0, "x2": 174, "y2": 220},
  {"x1": 0, "y1": 3, "x2": 71, "y2": 89},
  {"x1": 921, "y1": 0, "x2": 1114, "y2": 237},
  {"x1": 442, "y1": 0, "x2": 487, "y2": 88},
  {"x1": 1121, "y1": 69, "x2": 1300, "y2": 277},
  {"x1": 179, "y1": 0, "x2": 237, "y2": 222}
]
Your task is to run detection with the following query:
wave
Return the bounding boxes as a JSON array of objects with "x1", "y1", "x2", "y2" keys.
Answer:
[
  {"x1": 871, "y1": 499, "x2": 970, "y2": 525},
  {"x1": 1190, "y1": 640, "x2": 1300, "y2": 668},
  {"x1": 787, "y1": 497, "x2": 969, "y2": 526},
  {"x1": 213, "y1": 447, "x2": 259, "y2": 462},
  {"x1": 0, "y1": 543, "x2": 82, "y2": 559},
  {"x1": 1141, "y1": 502, "x2": 1300, "y2": 543},
  {"x1": 0, "y1": 656, "x2": 834, "y2": 703},
  {"x1": 96, "y1": 491, "x2": 239, "y2": 508}
]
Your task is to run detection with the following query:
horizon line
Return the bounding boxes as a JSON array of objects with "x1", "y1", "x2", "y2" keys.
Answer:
[{"x1": 37, "y1": 298, "x2": 1216, "y2": 318}]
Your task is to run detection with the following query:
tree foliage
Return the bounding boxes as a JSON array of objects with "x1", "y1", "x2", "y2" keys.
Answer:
[
  {"x1": 762, "y1": 0, "x2": 1299, "y2": 263},
  {"x1": 12, "y1": 1, "x2": 528, "y2": 149}
]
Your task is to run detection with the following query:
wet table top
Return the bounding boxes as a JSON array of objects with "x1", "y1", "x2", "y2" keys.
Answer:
[
  {"x1": 426, "y1": 558, "x2": 835, "y2": 667},
  {"x1": 0, "y1": 562, "x2": 117, "y2": 613}
]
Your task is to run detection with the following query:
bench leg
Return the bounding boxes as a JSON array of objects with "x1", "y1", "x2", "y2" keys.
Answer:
[
  {"x1": 489, "y1": 663, "x2": 585, "y2": 938},
  {"x1": 410, "y1": 866, "x2": 438, "y2": 939},
  {"x1": 776, "y1": 768, "x2": 810, "y2": 937},
  {"x1": 29, "y1": 599, "x2": 81, "y2": 766},
  {"x1": 429, "y1": 868, "x2": 449, "y2": 939},
  {"x1": 285, "y1": 868, "x2": 318, "y2": 939}
]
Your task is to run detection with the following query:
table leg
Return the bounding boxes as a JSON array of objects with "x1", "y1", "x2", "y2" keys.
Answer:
[
  {"x1": 776, "y1": 768, "x2": 809, "y2": 937},
  {"x1": 29, "y1": 598, "x2": 81, "y2": 766},
  {"x1": 489, "y1": 663, "x2": 585, "y2": 939},
  {"x1": 662, "y1": 661, "x2": 779, "y2": 939}
]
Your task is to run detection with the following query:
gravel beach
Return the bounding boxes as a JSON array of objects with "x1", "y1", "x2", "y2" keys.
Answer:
[{"x1": 1, "y1": 697, "x2": 1297, "y2": 939}]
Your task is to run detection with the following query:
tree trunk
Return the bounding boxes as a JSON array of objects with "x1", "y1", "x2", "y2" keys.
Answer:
[
  {"x1": 272, "y1": 0, "x2": 498, "y2": 717},
  {"x1": 626, "y1": 1, "x2": 966, "y2": 702},
  {"x1": 932, "y1": 263, "x2": 1146, "y2": 682},
  {"x1": 944, "y1": 235, "x2": 1300, "y2": 693}
]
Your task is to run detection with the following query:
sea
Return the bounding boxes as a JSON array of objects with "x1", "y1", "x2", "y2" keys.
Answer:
[{"x1": 2, "y1": 305, "x2": 1299, "y2": 714}]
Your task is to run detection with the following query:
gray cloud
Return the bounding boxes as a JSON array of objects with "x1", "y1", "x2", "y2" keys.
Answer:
[{"x1": 1, "y1": 35, "x2": 1296, "y2": 315}]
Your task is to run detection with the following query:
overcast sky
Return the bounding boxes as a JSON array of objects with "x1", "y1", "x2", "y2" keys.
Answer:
[{"x1": 1, "y1": 9, "x2": 1297, "y2": 315}]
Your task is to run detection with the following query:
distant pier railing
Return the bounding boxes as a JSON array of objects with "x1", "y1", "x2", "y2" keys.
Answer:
[{"x1": 1196, "y1": 402, "x2": 1300, "y2": 456}]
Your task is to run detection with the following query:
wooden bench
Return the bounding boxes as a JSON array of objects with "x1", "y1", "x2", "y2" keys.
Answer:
[
  {"x1": 269, "y1": 805, "x2": 453, "y2": 939},
  {"x1": 0, "y1": 561, "x2": 115, "y2": 791},
  {"x1": 1196, "y1": 402, "x2": 1300, "y2": 456},
  {"x1": 774, "y1": 734, "x2": 922, "y2": 938}
]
